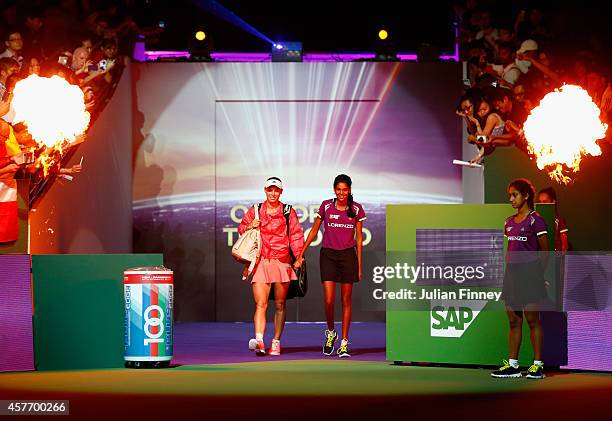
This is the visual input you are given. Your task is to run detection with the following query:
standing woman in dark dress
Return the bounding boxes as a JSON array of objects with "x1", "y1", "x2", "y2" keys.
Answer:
[
  {"x1": 297, "y1": 174, "x2": 366, "y2": 358},
  {"x1": 492, "y1": 178, "x2": 549, "y2": 379}
]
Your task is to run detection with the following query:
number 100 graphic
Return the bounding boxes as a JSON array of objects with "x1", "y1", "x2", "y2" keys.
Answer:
[{"x1": 124, "y1": 283, "x2": 173, "y2": 361}]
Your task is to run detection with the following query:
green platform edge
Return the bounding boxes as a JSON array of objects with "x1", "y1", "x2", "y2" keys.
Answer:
[{"x1": 32, "y1": 254, "x2": 163, "y2": 371}]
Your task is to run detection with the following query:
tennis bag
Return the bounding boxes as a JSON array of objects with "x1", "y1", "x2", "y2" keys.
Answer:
[{"x1": 231, "y1": 204, "x2": 261, "y2": 280}]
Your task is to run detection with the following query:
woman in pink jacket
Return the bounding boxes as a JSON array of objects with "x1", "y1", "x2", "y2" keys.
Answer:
[{"x1": 239, "y1": 177, "x2": 304, "y2": 356}]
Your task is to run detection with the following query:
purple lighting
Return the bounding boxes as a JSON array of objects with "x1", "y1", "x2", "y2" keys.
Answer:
[
  {"x1": 212, "y1": 52, "x2": 270, "y2": 62},
  {"x1": 144, "y1": 50, "x2": 459, "y2": 62},
  {"x1": 304, "y1": 53, "x2": 375, "y2": 62},
  {"x1": 144, "y1": 51, "x2": 191, "y2": 60}
]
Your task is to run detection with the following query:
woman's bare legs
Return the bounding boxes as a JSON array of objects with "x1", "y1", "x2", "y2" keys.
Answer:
[
  {"x1": 273, "y1": 282, "x2": 290, "y2": 340},
  {"x1": 252, "y1": 282, "x2": 271, "y2": 336},
  {"x1": 340, "y1": 283, "x2": 353, "y2": 340},
  {"x1": 322, "y1": 281, "x2": 336, "y2": 331}
]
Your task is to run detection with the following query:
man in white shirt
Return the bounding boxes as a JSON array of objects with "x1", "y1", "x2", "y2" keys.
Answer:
[
  {"x1": 0, "y1": 29, "x2": 24, "y2": 70},
  {"x1": 515, "y1": 39, "x2": 538, "y2": 75},
  {"x1": 490, "y1": 42, "x2": 522, "y2": 86}
]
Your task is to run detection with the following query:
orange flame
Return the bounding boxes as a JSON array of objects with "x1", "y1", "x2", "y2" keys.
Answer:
[
  {"x1": 11, "y1": 75, "x2": 90, "y2": 176},
  {"x1": 523, "y1": 84, "x2": 607, "y2": 184}
]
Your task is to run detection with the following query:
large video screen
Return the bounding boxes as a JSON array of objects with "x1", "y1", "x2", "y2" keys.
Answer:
[{"x1": 132, "y1": 61, "x2": 462, "y2": 321}]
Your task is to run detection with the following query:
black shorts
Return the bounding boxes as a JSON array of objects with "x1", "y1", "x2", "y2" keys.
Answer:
[
  {"x1": 320, "y1": 247, "x2": 358, "y2": 283},
  {"x1": 502, "y1": 260, "x2": 547, "y2": 308}
]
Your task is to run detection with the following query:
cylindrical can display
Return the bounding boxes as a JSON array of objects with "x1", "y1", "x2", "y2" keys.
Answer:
[{"x1": 124, "y1": 267, "x2": 173, "y2": 366}]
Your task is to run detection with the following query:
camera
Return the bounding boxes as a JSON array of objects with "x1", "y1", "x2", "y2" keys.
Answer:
[
  {"x1": 98, "y1": 59, "x2": 108, "y2": 71},
  {"x1": 13, "y1": 151, "x2": 35, "y2": 165},
  {"x1": 87, "y1": 64, "x2": 98, "y2": 71},
  {"x1": 158, "y1": 20, "x2": 165, "y2": 29},
  {"x1": 58, "y1": 55, "x2": 68, "y2": 66}
]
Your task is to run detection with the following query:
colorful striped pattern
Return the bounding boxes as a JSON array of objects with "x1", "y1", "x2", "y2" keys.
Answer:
[{"x1": 124, "y1": 277, "x2": 173, "y2": 361}]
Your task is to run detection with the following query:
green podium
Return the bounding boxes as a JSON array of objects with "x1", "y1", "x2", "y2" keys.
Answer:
[{"x1": 386, "y1": 204, "x2": 557, "y2": 366}]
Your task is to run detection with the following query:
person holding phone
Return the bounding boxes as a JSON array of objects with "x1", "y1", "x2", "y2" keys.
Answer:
[
  {"x1": 70, "y1": 47, "x2": 93, "y2": 81},
  {"x1": 467, "y1": 97, "x2": 505, "y2": 163}
]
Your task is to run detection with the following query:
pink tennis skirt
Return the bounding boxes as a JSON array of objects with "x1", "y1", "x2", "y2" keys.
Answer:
[{"x1": 251, "y1": 258, "x2": 297, "y2": 284}]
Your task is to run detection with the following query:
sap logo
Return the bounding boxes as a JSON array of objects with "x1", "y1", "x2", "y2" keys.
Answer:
[
  {"x1": 430, "y1": 300, "x2": 487, "y2": 338},
  {"x1": 507, "y1": 235, "x2": 528, "y2": 241},
  {"x1": 329, "y1": 214, "x2": 340, "y2": 220}
]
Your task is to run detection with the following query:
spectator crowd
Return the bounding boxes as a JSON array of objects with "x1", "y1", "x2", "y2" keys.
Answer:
[
  {"x1": 0, "y1": 1, "x2": 150, "y2": 122},
  {"x1": 0, "y1": 1, "x2": 162, "y2": 212},
  {"x1": 453, "y1": 0, "x2": 612, "y2": 163}
]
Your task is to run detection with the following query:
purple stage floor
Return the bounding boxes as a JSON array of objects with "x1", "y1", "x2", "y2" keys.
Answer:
[{"x1": 173, "y1": 322, "x2": 386, "y2": 365}]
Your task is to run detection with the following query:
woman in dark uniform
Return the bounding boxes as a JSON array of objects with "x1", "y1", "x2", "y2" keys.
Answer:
[
  {"x1": 297, "y1": 174, "x2": 366, "y2": 358},
  {"x1": 492, "y1": 178, "x2": 549, "y2": 379}
]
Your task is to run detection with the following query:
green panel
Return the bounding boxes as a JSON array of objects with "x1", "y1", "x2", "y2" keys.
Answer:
[
  {"x1": 387, "y1": 204, "x2": 509, "y2": 251},
  {"x1": 32, "y1": 254, "x2": 163, "y2": 371},
  {"x1": 484, "y1": 145, "x2": 612, "y2": 251},
  {"x1": 386, "y1": 204, "x2": 555, "y2": 366},
  {"x1": 0, "y1": 179, "x2": 29, "y2": 254}
]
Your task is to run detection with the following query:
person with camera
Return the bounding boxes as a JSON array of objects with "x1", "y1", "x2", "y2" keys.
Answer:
[
  {"x1": 238, "y1": 177, "x2": 304, "y2": 356},
  {"x1": 69, "y1": 47, "x2": 93, "y2": 80},
  {"x1": 465, "y1": 96, "x2": 506, "y2": 163},
  {"x1": 297, "y1": 174, "x2": 366, "y2": 358},
  {"x1": 83, "y1": 39, "x2": 118, "y2": 87},
  {"x1": 456, "y1": 91, "x2": 480, "y2": 136}
]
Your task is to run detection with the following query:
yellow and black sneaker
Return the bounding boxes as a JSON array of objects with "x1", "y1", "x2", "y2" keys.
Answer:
[
  {"x1": 491, "y1": 360, "x2": 522, "y2": 378},
  {"x1": 337, "y1": 340, "x2": 350, "y2": 358},
  {"x1": 525, "y1": 363, "x2": 545, "y2": 379},
  {"x1": 323, "y1": 329, "x2": 338, "y2": 355}
]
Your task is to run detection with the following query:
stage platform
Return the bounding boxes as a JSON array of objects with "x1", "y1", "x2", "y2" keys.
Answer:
[
  {"x1": 172, "y1": 321, "x2": 386, "y2": 365},
  {"x1": 1, "y1": 322, "x2": 610, "y2": 419}
]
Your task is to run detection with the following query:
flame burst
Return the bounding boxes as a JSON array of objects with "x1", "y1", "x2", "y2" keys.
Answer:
[
  {"x1": 12, "y1": 75, "x2": 90, "y2": 176},
  {"x1": 523, "y1": 84, "x2": 607, "y2": 184}
]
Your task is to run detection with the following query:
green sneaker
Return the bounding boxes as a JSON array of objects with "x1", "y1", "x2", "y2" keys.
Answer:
[
  {"x1": 323, "y1": 329, "x2": 337, "y2": 355},
  {"x1": 525, "y1": 363, "x2": 545, "y2": 379},
  {"x1": 491, "y1": 360, "x2": 522, "y2": 378},
  {"x1": 337, "y1": 340, "x2": 350, "y2": 358}
]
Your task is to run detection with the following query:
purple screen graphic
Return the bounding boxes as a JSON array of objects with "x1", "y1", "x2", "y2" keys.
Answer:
[
  {"x1": 415, "y1": 229, "x2": 505, "y2": 287},
  {"x1": 0, "y1": 254, "x2": 34, "y2": 372},
  {"x1": 565, "y1": 312, "x2": 612, "y2": 371},
  {"x1": 562, "y1": 254, "x2": 612, "y2": 371}
]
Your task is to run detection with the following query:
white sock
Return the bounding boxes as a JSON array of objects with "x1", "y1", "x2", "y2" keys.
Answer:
[
  {"x1": 272, "y1": 338, "x2": 280, "y2": 344},
  {"x1": 341, "y1": 338, "x2": 348, "y2": 346},
  {"x1": 508, "y1": 358, "x2": 519, "y2": 368},
  {"x1": 534, "y1": 360, "x2": 543, "y2": 367},
  {"x1": 255, "y1": 333, "x2": 263, "y2": 342}
]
